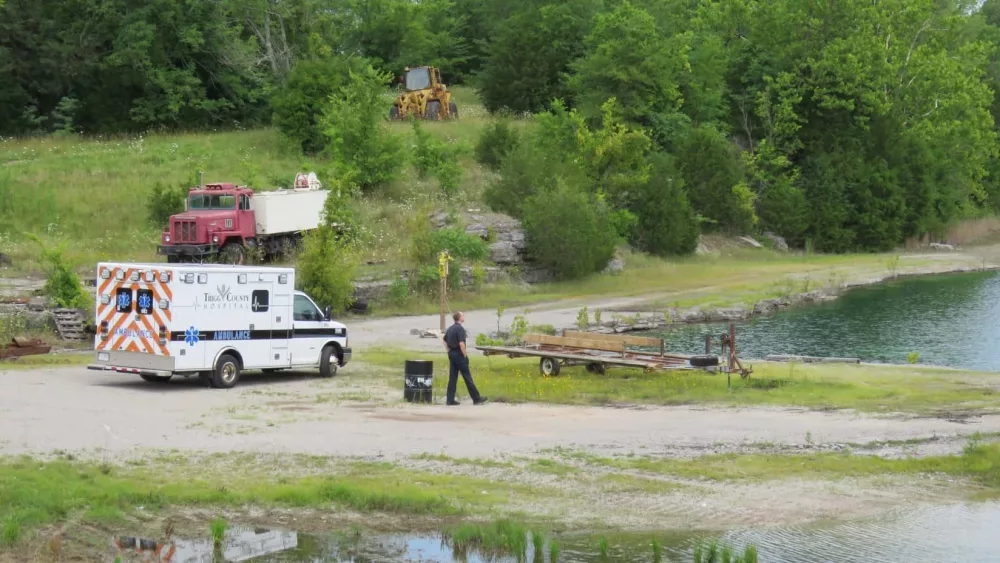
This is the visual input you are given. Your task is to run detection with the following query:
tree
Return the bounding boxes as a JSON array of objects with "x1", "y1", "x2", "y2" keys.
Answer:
[
  {"x1": 522, "y1": 181, "x2": 618, "y2": 280},
  {"x1": 675, "y1": 126, "x2": 751, "y2": 233},
  {"x1": 320, "y1": 64, "x2": 405, "y2": 191},
  {"x1": 569, "y1": 1, "x2": 688, "y2": 128},
  {"x1": 630, "y1": 153, "x2": 700, "y2": 256},
  {"x1": 478, "y1": 1, "x2": 599, "y2": 114},
  {"x1": 272, "y1": 57, "x2": 363, "y2": 153}
]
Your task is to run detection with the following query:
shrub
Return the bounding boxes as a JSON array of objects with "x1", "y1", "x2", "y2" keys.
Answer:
[
  {"x1": 321, "y1": 64, "x2": 405, "y2": 191},
  {"x1": 297, "y1": 228, "x2": 358, "y2": 312},
  {"x1": 272, "y1": 57, "x2": 362, "y2": 154},
  {"x1": 411, "y1": 227, "x2": 489, "y2": 264},
  {"x1": 522, "y1": 182, "x2": 617, "y2": 280},
  {"x1": 630, "y1": 153, "x2": 700, "y2": 256},
  {"x1": 30, "y1": 238, "x2": 88, "y2": 309},
  {"x1": 388, "y1": 278, "x2": 410, "y2": 305},
  {"x1": 412, "y1": 120, "x2": 466, "y2": 199},
  {"x1": 475, "y1": 121, "x2": 521, "y2": 172},
  {"x1": 0, "y1": 313, "x2": 27, "y2": 343},
  {"x1": 146, "y1": 182, "x2": 187, "y2": 228}
]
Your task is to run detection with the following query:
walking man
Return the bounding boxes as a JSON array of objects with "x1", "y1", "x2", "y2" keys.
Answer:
[{"x1": 443, "y1": 311, "x2": 488, "y2": 406}]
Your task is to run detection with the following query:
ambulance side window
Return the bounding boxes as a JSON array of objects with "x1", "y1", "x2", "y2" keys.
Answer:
[{"x1": 293, "y1": 295, "x2": 321, "y2": 321}]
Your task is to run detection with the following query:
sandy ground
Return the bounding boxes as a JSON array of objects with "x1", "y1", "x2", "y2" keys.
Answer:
[{"x1": 2, "y1": 364, "x2": 998, "y2": 460}]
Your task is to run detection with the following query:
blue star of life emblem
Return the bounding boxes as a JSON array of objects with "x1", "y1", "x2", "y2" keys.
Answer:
[
  {"x1": 117, "y1": 292, "x2": 131, "y2": 309},
  {"x1": 184, "y1": 326, "x2": 200, "y2": 346},
  {"x1": 138, "y1": 294, "x2": 152, "y2": 311}
]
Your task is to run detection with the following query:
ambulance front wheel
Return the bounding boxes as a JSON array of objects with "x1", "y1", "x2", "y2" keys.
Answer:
[
  {"x1": 320, "y1": 345, "x2": 338, "y2": 378},
  {"x1": 211, "y1": 353, "x2": 241, "y2": 389}
]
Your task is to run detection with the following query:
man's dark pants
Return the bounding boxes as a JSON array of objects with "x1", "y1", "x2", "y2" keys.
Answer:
[{"x1": 447, "y1": 350, "x2": 481, "y2": 403}]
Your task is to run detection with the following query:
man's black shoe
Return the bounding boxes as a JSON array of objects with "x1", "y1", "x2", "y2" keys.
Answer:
[
  {"x1": 473, "y1": 397, "x2": 489, "y2": 405},
  {"x1": 446, "y1": 401, "x2": 460, "y2": 406}
]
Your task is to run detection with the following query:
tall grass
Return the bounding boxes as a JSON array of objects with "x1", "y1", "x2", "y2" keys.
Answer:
[
  {"x1": 445, "y1": 519, "x2": 532, "y2": 560},
  {"x1": 693, "y1": 541, "x2": 758, "y2": 563},
  {"x1": 209, "y1": 516, "x2": 227, "y2": 546}
]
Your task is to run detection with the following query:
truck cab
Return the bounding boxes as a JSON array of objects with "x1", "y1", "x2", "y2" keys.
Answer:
[{"x1": 157, "y1": 183, "x2": 256, "y2": 264}]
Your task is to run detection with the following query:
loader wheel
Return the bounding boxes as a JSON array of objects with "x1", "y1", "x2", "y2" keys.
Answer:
[
  {"x1": 449, "y1": 102, "x2": 458, "y2": 119},
  {"x1": 426, "y1": 101, "x2": 442, "y2": 121},
  {"x1": 220, "y1": 243, "x2": 246, "y2": 265},
  {"x1": 211, "y1": 354, "x2": 241, "y2": 389},
  {"x1": 389, "y1": 106, "x2": 400, "y2": 120},
  {"x1": 539, "y1": 357, "x2": 561, "y2": 377}
]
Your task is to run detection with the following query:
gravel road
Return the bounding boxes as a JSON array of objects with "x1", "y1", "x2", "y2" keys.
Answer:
[{"x1": 2, "y1": 365, "x2": 998, "y2": 460}]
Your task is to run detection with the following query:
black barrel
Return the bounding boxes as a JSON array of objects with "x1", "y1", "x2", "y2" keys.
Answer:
[{"x1": 404, "y1": 360, "x2": 433, "y2": 403}]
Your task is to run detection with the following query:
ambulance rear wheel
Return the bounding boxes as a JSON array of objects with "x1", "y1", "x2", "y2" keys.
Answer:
[
  {"x1": 212, "y1": 354, "x2": 241, "y2": 389},
  {"x1": 140, "y1": 374, "x2": 172, "y2": 383},
  {"x1": 319, "y1": 345, "x2": 338, "y2": 378}
]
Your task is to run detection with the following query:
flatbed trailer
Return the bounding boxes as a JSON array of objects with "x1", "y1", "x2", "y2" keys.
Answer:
[{"x1": 475, "y1": 326, "x2": 752, "y2": 378}]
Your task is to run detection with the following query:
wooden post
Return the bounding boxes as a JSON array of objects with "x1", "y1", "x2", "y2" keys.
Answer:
[
  {"x1": 439, "y1": 251, "x2": 449, "y2": 332},
  {"x1": 705, "y1": 334, "x2": 712, "y2": 355}
]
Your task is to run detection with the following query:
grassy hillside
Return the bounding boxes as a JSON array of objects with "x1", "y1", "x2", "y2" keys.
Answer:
[{"x1": 0, "y1": 87, "x2": 514, "y2": 272}]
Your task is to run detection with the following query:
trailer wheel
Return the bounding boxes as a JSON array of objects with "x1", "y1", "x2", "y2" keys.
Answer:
[
  {"x1": 140, "y1": 374, "x2": 172, "y2": 383},
  {"x1": 586, "y1": 363, "x2": 606, "y2": 375},
  {"x1": 539, "y1": 357, "x2": 561, "y2": 377},
  {"x1": 211, "y1": 353, "x2": 241, "y2": 389},
  {"x1": 319, "y1": 345, "x2": 338, "y2": 378}
]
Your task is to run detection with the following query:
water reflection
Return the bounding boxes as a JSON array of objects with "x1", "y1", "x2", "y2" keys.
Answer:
[
  {"x1": 652, "y1": 271, "x2": 1000, "y2": 370},
  {"x1": 111, "y1": 501, "x2": 1000, "y2": 562}
]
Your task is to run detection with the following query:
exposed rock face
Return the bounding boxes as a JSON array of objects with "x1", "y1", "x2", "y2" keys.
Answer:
[
  {"x1": 489, "y1": 241, "x2": 521, "y2": 265},
  {"x1": 929, "y1": 242, "x2": 956, "y2": 251},
  {"x1": 764, "y1": 231, "x2": 789, "y2": 251},
  {"x1": 737, "y1": 236, "x2": 763, "y2": 248}
]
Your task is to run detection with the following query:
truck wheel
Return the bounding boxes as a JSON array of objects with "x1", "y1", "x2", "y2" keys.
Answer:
[
  {"x1": 449, "y1": 102, "x2": 458, "y2": 119},
  {"x1": 319, "y1": 345, "x2": 339, "y2": 378},
  {"x1": 211, "y1": 354, "x2": 241, "y2": 389},
  {"x1": 426, "y1": 101, "x2": 441, "y2": 121},
  {"x1": 166, "y1": 256, "x2": 181, "y2": 264},
  {"x1": 220, "y1": 243, "x2": 246, "y2": 265},
  {"x1": 140, "y1": 374, "x2": 172, "y2": 383},
  {"x1": 539, "y1": 357, "x2": 561, "y2": 376}
]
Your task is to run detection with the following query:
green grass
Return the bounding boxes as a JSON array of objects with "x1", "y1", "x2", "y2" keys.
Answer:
[
  {"x1": 0, "y1": 456, "x2": 531, "y2": 545},
  {"x1": 0, "y1": 352, "x2": 91, "y2": 371},
  {"x1": 553, "y1": 442, "x2": 1000, "y2": 486},
  {"x1": 445, "y1": 519, "x2": 533, "y2": 560},
  {"x1": 209, "y1": 516, "x2": 227, "y2": 545},
  {"x1": 362, "y1": 348, "x2": 1000, "y2": 414}
]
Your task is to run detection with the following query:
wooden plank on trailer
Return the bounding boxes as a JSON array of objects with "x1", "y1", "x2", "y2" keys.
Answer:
[
  {"x1": 524, "y1": 333, "x2": 625, "y2": 354},
  {"x1": 562, "y1": 330, "x2": 662, "y2": 349},
  {"x1": 474, "y1": 345, "x2": 690, "y2": 371}
]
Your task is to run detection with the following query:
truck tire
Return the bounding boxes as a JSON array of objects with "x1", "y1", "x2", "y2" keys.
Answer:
[
  {"x1": 689, "y1": 355, "x2": 720, "y2": 368},
  {"x1": 220, "y1": 243, "x2": 246, "y2": 265},
  {"x1": 426, "y1": 101, "x2": 441, "y2": 121},
  {"x1": 211, "y1": 353, "x2": 241, "y2": 389},
  {"x1": 449, "y1": 102, "x2": 458, "y2": 119},
  {"x1": 319, "y1": 345, "x2": 338, "y2": 378},
  {"x1": 140, "y1": 374, "x2": 172, "y2": 383}
]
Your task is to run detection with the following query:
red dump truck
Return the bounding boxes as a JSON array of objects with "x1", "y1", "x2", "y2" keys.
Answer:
[{"x1": 157, "y1": 173, "x2": 328, "y2": 263}]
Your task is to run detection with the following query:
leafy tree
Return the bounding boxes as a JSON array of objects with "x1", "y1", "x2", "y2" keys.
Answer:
[
  {"x1": 320, "y1": 64, "x2": 405, "y2": 191},
  {"x1": 298, "y1": 228, "x2": 358, "y2": 312},
  {"x1": 630, "y1": 153, "x2": 700, "y2": 256},
  {"x1": 475, "y1": 121, "x2": 521, "y2": 172},
  {"x1": 522, "y1": 181, "x2": 618, "y2": 280},
  {"x1": 675, "y1": 126, "x2": 751, "y2": 233},
  {"x1": 569, "y1": 1, "x2": 688, "y2": 128},
  {"x1": 478, "y1": 1, "x2": 599, "y2": 114},
  {"x1": 272, "y1": 57, "x2": 363, "y2": 153}
]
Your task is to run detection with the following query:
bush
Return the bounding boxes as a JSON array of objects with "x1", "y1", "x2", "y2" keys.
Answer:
[
  {"x1": 411, "y1": 227, "x2": 489, "y2": 264},
  {"x1": 272, "y1": 57, "x2": 362, "y2": 154},
  {"x1": 630, "y1": 153, "x2": 700, "y2": 256},
  {"x1": 412, "y1": 120, "x2": 465, "y2": 199},
  {"x1": 297, "y1": 228, "x2": 358, "y2": 312},
  {"x1": 475, "y1": 121, "x2": 521, "y2": 172},
  {"x1": 522, "y1": 182, "x2": 617, "y2": 280},
  {"x1": 31, "y1": 239, "x2": 89, "y2": 309},
  {"x1": 388, "y1": 278, "x2": 410, "y2": 305},
  {"x1": 146, "y1": 181, "x2": 187, "y2": 228},
  {"x1": 321, "y1": 64, "x2": 405, "y2": 191},
  {"x1": 675, "y1": 126, "x2": 751, "y2": 233}
]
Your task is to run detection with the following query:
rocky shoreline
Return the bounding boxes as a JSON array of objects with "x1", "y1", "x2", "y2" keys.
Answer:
[{"x1": 573, "y1": 264, "x2": 999, "y2": 335}]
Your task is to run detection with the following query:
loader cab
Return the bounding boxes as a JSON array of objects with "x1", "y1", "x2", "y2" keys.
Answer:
[{"x1": 404, "y1": 66, "x2": 440, "y2": 92}]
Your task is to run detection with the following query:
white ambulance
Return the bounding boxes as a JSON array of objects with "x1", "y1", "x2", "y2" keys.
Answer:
[{"x1": 87, "y1": 262, "x2": 351, "y2": 388}]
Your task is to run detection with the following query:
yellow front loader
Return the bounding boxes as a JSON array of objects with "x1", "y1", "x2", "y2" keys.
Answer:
[{"x1": 389, "y1": 66, "x2": 458, "y2": 120}]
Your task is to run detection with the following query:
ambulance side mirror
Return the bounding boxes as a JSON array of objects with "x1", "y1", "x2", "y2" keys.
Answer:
[{"x1": 323, "y1": 305, "x2": 332, "y2": 321}]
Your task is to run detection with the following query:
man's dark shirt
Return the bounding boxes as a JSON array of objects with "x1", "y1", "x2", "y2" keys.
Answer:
[{"x1": 444, "y1": 323, "x2": 466, "y2": 353}]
